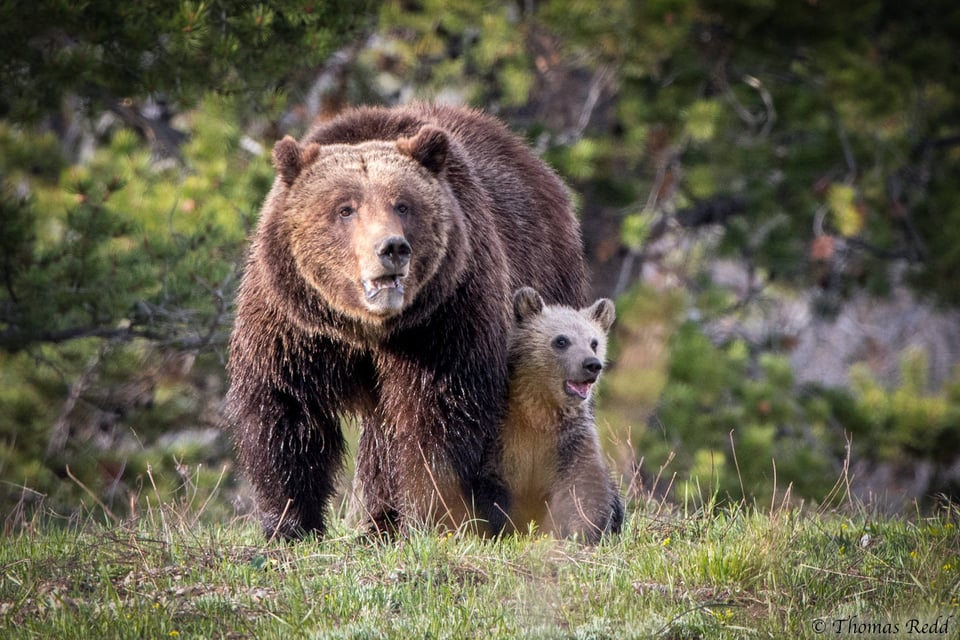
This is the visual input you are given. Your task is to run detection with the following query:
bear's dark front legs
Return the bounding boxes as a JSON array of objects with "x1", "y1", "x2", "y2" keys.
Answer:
[
  {"x1": 362, "y1": 345, "x2": 510, "y2": 536},
  {"x1": 352, "y1": 410, "x2": 508, "y2": 536},
  {"x1": 228, "y1": 330, "x2": 375, "y2": 540},
  {"x1": 235, "y1": 391, "x2": 347, "y2": 539}
]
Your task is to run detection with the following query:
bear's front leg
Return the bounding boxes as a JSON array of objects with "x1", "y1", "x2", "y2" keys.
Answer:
[
  {"x1": 351, "y1": 409, "x2": 477, "y2": 535},
  {"x1": 547, "y1": 456, "x2": 624, "y2": 544},
  {"x1": 226, "y1": 330, "x2": 364, "y2": 540},
  {"x1": 372, "y1": 350, "x2": 510, "y2": 536},
  {"x1": 233, "y1": 388, "x2": 347, "y2": 540}
]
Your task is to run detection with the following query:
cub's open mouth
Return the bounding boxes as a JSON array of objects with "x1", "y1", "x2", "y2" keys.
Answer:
[
  {"x1": 362, "y1": 275, "x2": 405, "y2": 300},
  {"x1": 564, "y1": 380, "x2": 594, "y2": 400}
]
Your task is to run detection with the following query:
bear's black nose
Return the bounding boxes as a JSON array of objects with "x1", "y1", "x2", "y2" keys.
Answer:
[
  {"x1": 583, "y1": 357, "x2": 603, "y2": 375},
  {"x1": 376, "y1": 236, "x2": 411, "y2": 270}
]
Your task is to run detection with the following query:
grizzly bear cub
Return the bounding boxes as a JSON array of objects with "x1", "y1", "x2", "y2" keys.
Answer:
[{"x1": 499, "y1": 287, "x2": 624, "y2": 543}]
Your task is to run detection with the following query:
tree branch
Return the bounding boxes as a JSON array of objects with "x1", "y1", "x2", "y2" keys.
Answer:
[
  {"x1": 674, "y1": 194, "x2": 748, "y2": 229},
  {"x1": 0, "y1": 325, "x2": 159, "y2": 350},
  {"x1": 106, "y1": 96, "x2": 187, "y2": 160}
]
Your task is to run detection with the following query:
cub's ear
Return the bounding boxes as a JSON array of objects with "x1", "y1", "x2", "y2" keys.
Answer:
[
  {"x1": 584, "y1": 298, "x2": 616, "y2": 332},
  {"x1": 273, "y1": 136, "x2": 320, "y2": 186},
  {"x1": 397, "y1": 125, "x2": 448, "y2": 174},
  {"x1": 513, "y1": 287, "x2": 544, "y2": 323}
]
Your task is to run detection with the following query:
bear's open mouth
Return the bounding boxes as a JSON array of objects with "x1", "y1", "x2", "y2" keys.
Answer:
[
  {"x1": 564, "y1": 380, "x2": 593, "y2": 400},
  {"x1": 362, "y1": 275, "x2": 405, "y2": 300}
]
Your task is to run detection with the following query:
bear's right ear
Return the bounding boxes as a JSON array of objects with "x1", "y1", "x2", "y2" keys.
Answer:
[
  {"x1": 272, "y1": 136, "x2": 320, "y2": 186},
  {"x1": 513, "y1": 287, "x2": 544, "y2": 323},
  {"x1": 397, "y1": 125, "x2": 449, "y2": 174}
]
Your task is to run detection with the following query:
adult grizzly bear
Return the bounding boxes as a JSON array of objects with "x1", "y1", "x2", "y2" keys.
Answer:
[{"x1": 226, "y1": 104, "x2": 586, "y2": 539}]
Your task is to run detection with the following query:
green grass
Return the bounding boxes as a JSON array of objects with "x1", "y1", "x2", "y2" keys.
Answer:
[{"x1": 2, "y1": 485, "x2": 959, "y2": 639}]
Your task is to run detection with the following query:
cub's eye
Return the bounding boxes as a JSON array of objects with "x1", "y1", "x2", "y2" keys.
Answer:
[
  {"x1": 337, "y1": 205, "x2": 354, "y2": 219},
  {"x1": 590, "y1": 338, "x2": 599, "y2": 352},
  {"x1": 552, "y1": 335, "x2": 570, "y2": 350},
  {"x1": 395, "y1": 202, "x2": 410, "y2": 215}
]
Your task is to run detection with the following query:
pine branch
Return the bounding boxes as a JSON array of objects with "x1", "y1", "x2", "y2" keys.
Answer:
[{"x1": 0, "y1": 324, "x2": 164, "y2": 350}]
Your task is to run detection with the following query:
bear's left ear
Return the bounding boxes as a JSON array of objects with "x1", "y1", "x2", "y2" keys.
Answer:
[
  {"x1": 584, "y1": 298, "x2": 616, "y2": 332},
  {"x1": 513, "y1": 287, "x2": 544, "y2": 323},
  {"x1": 397, "y1": 125, "x2": 449, "y2": 174}
]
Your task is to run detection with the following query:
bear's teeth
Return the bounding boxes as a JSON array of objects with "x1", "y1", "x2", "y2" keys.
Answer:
[
  {"x1": 363, "y1": 276, "x2": 405, "y2": 298},
  {"x1": 565, "y1": 380, "x2": 592, "y2": 399}
]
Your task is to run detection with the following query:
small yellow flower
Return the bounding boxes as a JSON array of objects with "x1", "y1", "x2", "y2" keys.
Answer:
[
  {"x1": 169, "y1": 632, "x2": 180, "y2": 638},
  {"x1": 839, "y1": 545, "x2": 846, "y2": 555},
  {"x1": 942, "y1": 563, "x2": 954, "y2": 571},
  {"x1": 910, "y1": 550, "x2": 918, "y2": 559},
  {"x1": 712, "y1": 608, "x2": 734, "y2": 622},
  {"x1": 662, "y1": 536, "x2": 671, "y2": 547}
]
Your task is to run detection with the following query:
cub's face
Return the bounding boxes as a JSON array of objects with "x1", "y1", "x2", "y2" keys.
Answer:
[
  {"x1": 271, "y1": 126, "x2": 457, "y2": 321},
  {"x1": 510, "y1": 287, "x2": 616, "y2": 408}
]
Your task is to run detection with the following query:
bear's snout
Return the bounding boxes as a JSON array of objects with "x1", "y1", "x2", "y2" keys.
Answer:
[
  {"x1": 376, "y1": 235, "x2": 412, "y2": 271},
  {"x1": 582, "y1": 356, "x2": 603, "y2": 377}
]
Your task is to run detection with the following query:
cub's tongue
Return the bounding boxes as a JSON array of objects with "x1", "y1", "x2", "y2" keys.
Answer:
[{"x1": 565, "y1": 380, "x2": 592, "y2": 399}]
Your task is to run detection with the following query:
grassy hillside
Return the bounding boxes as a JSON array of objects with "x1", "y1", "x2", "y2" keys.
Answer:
[{"x1": 2, "y1": 485, "x2": 958, "y2": 640}]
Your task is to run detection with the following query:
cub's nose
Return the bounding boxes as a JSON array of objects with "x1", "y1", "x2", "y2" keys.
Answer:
[
  {"x1": 583, "y1": 357, "x2": 603, "y2": 375},
  {"x1": 376, "y1": 236, "x2": 411, "y2": 270}
]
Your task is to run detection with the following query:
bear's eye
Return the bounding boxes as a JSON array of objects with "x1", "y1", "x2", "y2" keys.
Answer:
[
  {"x1": 590, "y1": 338, "x2": 599, "y2": 352},
  {"x1": 337, "y1": 205, "x2": 355, "y2": 219},
  {"x1": 552, "y1": 335, "x2": 570, "y2": 350},
  {"x1": 395, "y1": 202, "x2": 410, "y2": 216}
]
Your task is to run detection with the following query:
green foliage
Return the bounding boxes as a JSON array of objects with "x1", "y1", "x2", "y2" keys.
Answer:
[
  {"x1": 0, "y1": 0, "x2": 377, "y2": 120},
  {"x1": 369, "y1": 0, "x2": 534, "y2": 107},
  {"x1": 632, "y1": 321, "x2": 838, "y2": 504},
  {"x1": 361, "y1": 0, "x2": 960, "y2": 305},
  {"x1": 1, "y1": 95, "x2": 266, "y2": 350},
  {"x1": 848, "y1": 350, "x2": 960, "y2": 458},
  {"x1": 607, "y1": 305, "x2": 960, "y2": 506},
  {"x1": 0, "y1": 95, "x2": 272, "y2": 518},
  {"x1": 543, "y1": 0, "x2": 960, "y2": 304}
]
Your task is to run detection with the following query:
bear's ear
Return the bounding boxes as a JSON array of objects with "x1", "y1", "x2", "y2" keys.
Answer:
[
  {"x1": 513, "y1": 287, "x2": 544, "y2": 323},
  {"x1": 584, "y1": 298, "x2": 616, "y2": 332},
  {"x1": 397, "y1": 125, "x2": 449, "y2": 174},
  {"x1": 272, "y1": 136, "x2": 302, "y2": 186},
  {"x1": 273, "y1": 137, "x2": 320, "y2": 186}
]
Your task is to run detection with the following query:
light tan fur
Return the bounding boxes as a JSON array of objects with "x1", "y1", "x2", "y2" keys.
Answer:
[
  {"x1": 500, "y1": 288, "x2": 623, "y2": 542},
  {"x1": 500, "y1": 401, "x2": 560, "y2": 530}
]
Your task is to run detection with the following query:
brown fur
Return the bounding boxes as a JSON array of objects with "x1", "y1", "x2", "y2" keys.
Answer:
[
  {"x1": 500, "y1": 287, "x2": 623, "y2": 543},
  {"x1": 226, "y1": 104, "x2": 585, "y2": 538}
]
